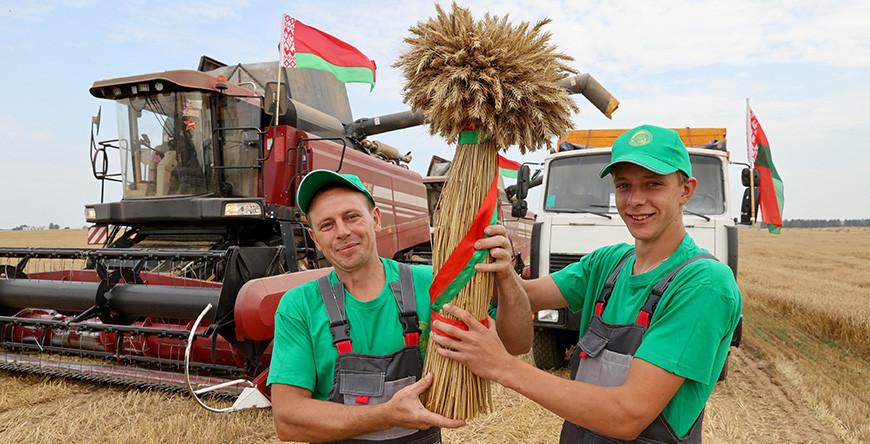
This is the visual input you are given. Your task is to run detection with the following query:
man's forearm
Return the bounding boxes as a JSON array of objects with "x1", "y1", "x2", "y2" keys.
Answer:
[
  {"x1": 274, "y1": 396, "x2": 392, "y2": 442},
  {"x1": 493, "y1": 358, "x2": 672, "y2": 440},
  {"x1": 494, "y1": 270, "x2": 533, "y2": 354}
]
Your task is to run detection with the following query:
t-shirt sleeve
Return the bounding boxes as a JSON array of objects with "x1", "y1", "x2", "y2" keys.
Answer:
[
  {"x1": 634, "y1": 265, "x2": 741, "y2": 385},
  {"x1": 266, "y1": 293, "x2": 317, "y2": 391},
  {"x1": 549, "y1": 257, "x2": 593, "y2": 312},
  {"x1": 550, "y1": 245, "x2": 632, "y2": 312}
]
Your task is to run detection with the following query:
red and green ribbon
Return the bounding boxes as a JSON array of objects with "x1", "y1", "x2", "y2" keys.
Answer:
[{"x1": 429, "y1": 168, "x2": 500, "y2": 313}]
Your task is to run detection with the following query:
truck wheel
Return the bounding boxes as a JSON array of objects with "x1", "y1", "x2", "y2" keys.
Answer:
[
  {"x1": 533, "y1": 328, "x2": 565, "y2": 370},
  {"x1": 718, "y1": 352, "x2": 730, "y2": 381}
]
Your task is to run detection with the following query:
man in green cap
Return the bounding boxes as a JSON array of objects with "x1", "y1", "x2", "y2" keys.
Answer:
[
  {"x1": 267, "y1": 169, "x2": 531, "y2": 443},
  {"x1": 430, "y1": 125, "x2": 742, "y2": 443}
]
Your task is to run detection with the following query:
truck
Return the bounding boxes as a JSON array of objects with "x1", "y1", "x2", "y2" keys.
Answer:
[{"x1": 522, "y1": 128, "x2": 747, "y2": 371}]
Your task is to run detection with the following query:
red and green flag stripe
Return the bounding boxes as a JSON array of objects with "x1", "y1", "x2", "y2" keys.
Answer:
[
  {"x1": 281, "y1": 15, "x2": 376, "y2": 89},
  {"x1": 498, "y1": 154, "x2": 521, "y2": 179},
  {"x1": 749, "y1": 108, "x2": 784, "y2": 233},
  {"x1": 429, "y1": 166, "x2": 500, "y2": 313}
]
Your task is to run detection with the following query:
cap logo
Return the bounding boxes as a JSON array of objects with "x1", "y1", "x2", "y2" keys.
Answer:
[{"x1": 628, "y1": 129, "x2": 652, "y2": 147}]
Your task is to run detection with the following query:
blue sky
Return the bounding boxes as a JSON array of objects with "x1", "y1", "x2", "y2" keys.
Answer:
[{"x1": 1, "y1": 0, "x2": 868, "y2": 228}]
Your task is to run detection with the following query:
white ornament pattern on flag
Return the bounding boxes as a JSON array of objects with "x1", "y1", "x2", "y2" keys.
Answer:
[{"x1": 281, "y1": 14, "x2": 297, "y2": 69}]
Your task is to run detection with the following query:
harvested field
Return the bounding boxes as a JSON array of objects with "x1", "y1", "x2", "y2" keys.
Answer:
[{"x1": 1, "y1": 227, "x2": 868, "y2": 443}]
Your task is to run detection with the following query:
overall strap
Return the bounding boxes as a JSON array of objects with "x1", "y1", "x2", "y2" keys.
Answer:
[
  {"x1": 317, "y1": 275, "x2": 353, "y2": 354},
  {"x1": 389, "y1": 263, "x2": 421, "y2": 346},
  {"x1": 595, "y1": 251, "x2": 635, "y2": 317},
  {"x1": 636, "y1": 253, "x2": 718, "y2": 327}
]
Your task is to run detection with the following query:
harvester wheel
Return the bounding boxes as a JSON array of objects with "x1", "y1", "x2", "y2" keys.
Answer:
[{"x1": 532, "y1": 328, "x2": 566, "y2": 370}]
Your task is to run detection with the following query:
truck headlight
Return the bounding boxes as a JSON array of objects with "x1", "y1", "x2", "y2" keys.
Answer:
[
  {"x1": 84, "y1": 207, "x2": 96, "y2": 222},
  {"x1": 536, "y1": 309, "x2": 560, "y2": 323},
  {"x1": 223, "y1": 202, "x2": 262, "y2": 217}
]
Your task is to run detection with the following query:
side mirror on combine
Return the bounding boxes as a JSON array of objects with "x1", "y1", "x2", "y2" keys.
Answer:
[{"x1": 264, "y1": 82, "x2": 289, "y2": 117}]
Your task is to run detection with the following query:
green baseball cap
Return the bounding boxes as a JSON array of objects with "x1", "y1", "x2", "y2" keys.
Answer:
[
  {"x1": 599, "y1": 125, "x2": 692, "y2": 178},
  {"x1": 296, "y1": 169, "x2": 376, "y2": 215}
]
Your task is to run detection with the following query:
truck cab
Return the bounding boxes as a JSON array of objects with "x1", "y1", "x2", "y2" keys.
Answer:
[{"x1": 530, "y1": 128, "x2": 739, "y2": 369}]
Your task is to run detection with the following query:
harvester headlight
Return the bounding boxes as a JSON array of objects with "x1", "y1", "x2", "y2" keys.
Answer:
[
  {"x1": 223, "y1": 202, "x2": 262, "y2": 217},
  {"x1": 537, "y1": 309, "x2": 560, "y2": 323},
  {"x1": 84, "y1": 207, "x2": 96, "y2": 222}
]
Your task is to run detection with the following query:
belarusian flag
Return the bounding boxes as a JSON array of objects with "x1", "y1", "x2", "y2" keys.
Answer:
[
  {"x1": 748, "y1": 105, "x2": 784, "y2": 233},
  {"x1": 281, "y1": 15, "x2": 377, "y2": 89},
  {"x1": 498, "y1": 154, "x2": 521, "y2": 179}
]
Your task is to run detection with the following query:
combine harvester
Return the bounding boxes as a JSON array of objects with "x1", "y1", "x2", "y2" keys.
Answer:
[{"x1": 0, "y1": 55, "x2": 617, "y2": 412}]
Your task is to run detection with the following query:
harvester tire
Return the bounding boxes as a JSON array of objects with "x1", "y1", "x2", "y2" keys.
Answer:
[{"x1": 533, "y1": 328, "x2": 565, "y2": 370}]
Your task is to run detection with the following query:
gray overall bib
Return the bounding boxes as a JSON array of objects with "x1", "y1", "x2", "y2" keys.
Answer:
[
  {"x1": 317, "y1": 263, "x2": 441, "y2": 444},
  {"x1": 560, "y1": 253, "x2": 716, "y2": 444}
]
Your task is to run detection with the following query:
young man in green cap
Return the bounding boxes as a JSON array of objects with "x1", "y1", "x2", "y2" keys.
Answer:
[
  {"x1": 268, "y1": 169, "x2": 530, "y2": 443},
  {"x1": 431, "y1": 125, "x2": 742, "y2": 443}
]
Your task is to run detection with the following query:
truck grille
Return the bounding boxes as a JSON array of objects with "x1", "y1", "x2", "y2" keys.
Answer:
[{"x1": 549, "y1": 254, "x2": 582, "y2": 273}]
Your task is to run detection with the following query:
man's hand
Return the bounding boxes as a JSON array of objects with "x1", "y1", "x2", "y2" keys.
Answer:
[
  {"x1": 383, "y1": 372, "x2": 466, "y2": 430},
  {"x1": 474, "y1": 224, "x2": 515, "y2": 281},
  {"x1": 431, "y1": 304, "x2": 515, "y2": 382}
]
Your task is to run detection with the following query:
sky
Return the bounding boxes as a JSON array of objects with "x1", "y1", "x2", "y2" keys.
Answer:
[{"x1": 1, "y1": 0, "x2": 868, "y2": 228}]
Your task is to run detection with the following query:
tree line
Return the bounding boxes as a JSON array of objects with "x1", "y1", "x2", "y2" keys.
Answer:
[{"x1": 773, "y1": 219, "x2": 870, "y2": 228}]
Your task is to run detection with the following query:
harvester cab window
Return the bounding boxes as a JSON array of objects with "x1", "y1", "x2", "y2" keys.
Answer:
[
  {"x1": 117, "y1": 92, "x2": 213, "y2": 199},
  {"x1": 214, "y1": 97, "x2": 261, "y2": 197}
]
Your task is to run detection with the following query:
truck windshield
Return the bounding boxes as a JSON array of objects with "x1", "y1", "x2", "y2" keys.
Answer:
[
  {"x1": 116, "y1": 92, "x2": 261, "y2": 199},
  {"x1": 545, "y1": 153, "x2": 725, "y2": 215}
]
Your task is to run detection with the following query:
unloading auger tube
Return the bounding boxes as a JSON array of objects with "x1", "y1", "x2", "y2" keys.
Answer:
[{"x1": 342, "y1": 72, "x2": 619, "y2": 140}]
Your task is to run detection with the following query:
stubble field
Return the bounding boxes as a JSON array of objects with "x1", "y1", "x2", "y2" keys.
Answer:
[{"x1": 0, "y1": 227, "x2": 867, "y2": 443}]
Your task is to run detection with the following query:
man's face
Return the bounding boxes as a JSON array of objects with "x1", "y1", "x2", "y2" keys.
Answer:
[
  {"x1": 306, "y1": 187, "x2": 381, "y2": 274},
  {"x1": 612, "y1": 163, "x2": 696, "y2": 245}
]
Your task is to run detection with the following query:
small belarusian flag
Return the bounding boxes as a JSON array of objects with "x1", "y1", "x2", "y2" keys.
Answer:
[
  {"x1": 747, "y1": 104, "x2": 784, "y2": 234},
  {"x1": 498, "y1": 154, "x2": 521, "y2": 179},
  {"x1": 281, "y1": 15, "x2": 377, "y2": 89}
]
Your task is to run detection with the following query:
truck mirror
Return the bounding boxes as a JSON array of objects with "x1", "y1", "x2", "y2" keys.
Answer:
[
  {"x1": 511, "y1": 200, "x2": 528, "y2": 218},
  {"x1": 264, "y1": 82, "x2": 289, "y2": 117},
  {"x1": 741, "y1": 167, "x2": 759, "y2": 187},
  {"x1": 739, "y1": 187, "x2": 760, "y2": 225},
  {"x1": 516, "y1": 164, "x2": 531, "y2": 200}
]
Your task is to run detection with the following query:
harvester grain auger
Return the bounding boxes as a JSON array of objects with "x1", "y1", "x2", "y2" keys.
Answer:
[{"x1": 0, "y1": 54, "x2": 618, "y2": 412}]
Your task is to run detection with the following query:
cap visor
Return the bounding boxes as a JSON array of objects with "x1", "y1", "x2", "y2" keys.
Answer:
[{"x1": 599, "y1": 153, "x2": 679, "y2": 178}]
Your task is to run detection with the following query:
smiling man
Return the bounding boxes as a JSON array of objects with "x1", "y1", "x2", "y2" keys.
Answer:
[
  {"x1": 431, "y1": 125, "x2": 742, "y2": 443},
  {"x1": 268, "y1": 170, "x2": 464, "y2": 443}
]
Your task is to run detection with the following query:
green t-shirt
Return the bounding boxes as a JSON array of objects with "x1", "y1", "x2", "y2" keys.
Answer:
[
  {"x1": 550, "y1": 234, "x2": 742, "y2": 438},
  {"x1": 267, "y1": 258, "x2": 433, "y2": 400}
]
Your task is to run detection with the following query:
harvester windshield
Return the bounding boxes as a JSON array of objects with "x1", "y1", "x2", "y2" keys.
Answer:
[{"x1": 116, "y1": 91, "x2": 261, "y2": 199}]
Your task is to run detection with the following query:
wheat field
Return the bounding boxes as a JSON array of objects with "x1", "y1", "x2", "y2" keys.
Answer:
[{"x1": 0, "y1": 227, "x2": 867, "y2": 443}]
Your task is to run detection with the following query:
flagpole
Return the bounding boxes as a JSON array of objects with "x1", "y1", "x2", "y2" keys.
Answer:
[
  {"x1": 275, "y1": 18, "x2": 283, "y2": 126},
  {"x1": 746, "y1": 98, "x2": 757, "y2": 227}
]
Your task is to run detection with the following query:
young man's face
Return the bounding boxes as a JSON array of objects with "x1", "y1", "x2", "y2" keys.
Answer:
[
  {"x1": 307, "y1": 187, "x2": 381, "y2": 274},
  {"x1": 612, "y1": 162, "x2": 696, "y2": 246}
]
